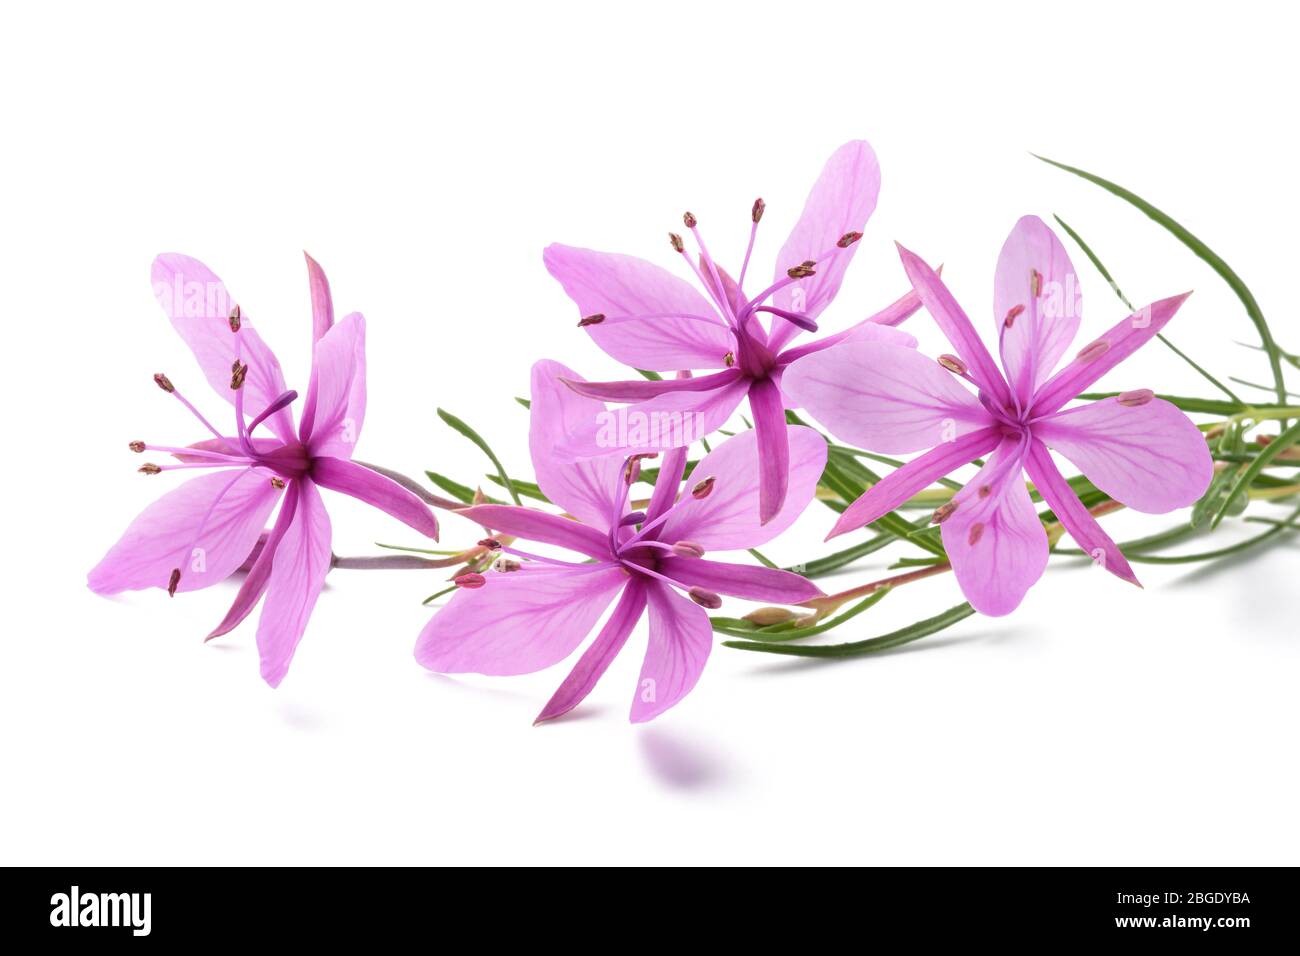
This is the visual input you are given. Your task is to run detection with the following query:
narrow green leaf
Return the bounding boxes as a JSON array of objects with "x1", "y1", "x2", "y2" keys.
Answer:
[
  {"x1": 1129, "y1": 504, "x2": 1299, "y2": 564},
  {"x1": 437, "y1": 408, "x2": 522, "y2": 505},
  {"x1": 515, "y1": 396, "x2": 531, "y2": 409},
  {"x1": 1211, "y1": 419, "x2": 1300, "y2": 527},
  {"x1": 636, "y1": 369, "x2": 664, "y2": 381},
  {"x1": 724, "y1": 602, "x2": 975, "y2": 658},
  {"x1": 786, "y1": 531, "x2": 896, "y2": 578},
  {"x1": 747, "y1": 548, "x2": 778, "y2": 569},
  {"x1": 485, "y1": 473, "x2": 550, "y2": 503},
  {"x1": 423, "y1": 470, "x2": 479, "y2": 504}
]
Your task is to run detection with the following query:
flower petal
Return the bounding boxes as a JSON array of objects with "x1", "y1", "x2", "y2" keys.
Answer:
[
  {"x1": 543, "y1": 244, "x2": 733, "y2": 370},
  {"x1": 896, "y1": 243, "x2": 1014, "y2": 410},
  {"x1": 560, "y1": 368, "x2": 742, "y2": 402},
  {"x1": 776, "y1": 286, "x2": 922, "y2": 365},
  {"x1": 658, "y1": 426, "x2": 827, "y2": 550},
  {"x1": 457, "y1": 504, "x2": 611, "y2": 560},
  {"x1": 1033, "y1": 397, "x2": 1212, "y2": 513},
  {"x1": 657, "y1": 556, "x2": 823, "y2": 604},
  {"x1": 783, "y1": 340, "x2": 994, "y2": 454},
  {"x1": 535, "y1": 579, "x2": 648, "y2": 723},
  {"x1": 529, "y1": 360, "x2": 626, "y2": 529},
  {"x1": 768, "y1": 140, "x2": 882, "y2": 352},
  {"x1": 630, "y1": 582, "x2": 713, "y2": 723},
  {"x1": 940, "y1": 440, "x2": 1047, "y2": 616},
  {"x1": 207, "y1": 479, "x2": 300, "y2": 640},
  {"x1": 994, "y1": 215, "x2": 1082, "y2": 403},
  {"x1": 151, "y1": 253, "x2": 295, "y2": 441},
  {"x1": 414, "y1": 564, "x2": 628, "y2": 676},
  {"x1": 311, "y1": 456, "x2": 439, "y2": 538},
  {"x1": 1031, "y1": 293, "x2": 1192, "y2": 415},
  {"x1": 300, "y1": 312, "x2": 366, "y2": 457},
  {"x1": 1022, "y1": 439, "x2": 1139, "y2": 586},
  {"x1": 826, "y1": 427, "x2": 1002, "y2": 540},
  {"x1": 304, "y1": 252, "x2": 334, "y2": 345},
  {"x1": 88, "y1": 467, "x2": 281, "y2": 595},
  {"x1": 255, "y1": 478, "x2": 332, "y2": 687},
  {"x1": 645, "y1": 446, "x2": 689, "y2": 524},
  {"x1": 750, "y1": 377, "x2": 790, "y2": 524}
]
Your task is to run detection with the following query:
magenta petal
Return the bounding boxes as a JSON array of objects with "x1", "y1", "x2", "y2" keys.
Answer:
[
  {"x1": 630, "y1": 582, "x2": 713, "y2": 723},
  {"x1": 542, "y1": 244, "x2": 732, "y2": 370},
  {"x1": 1023, "y1": 439, "x2": 1139, "y2": 587},
  {"x1": 535, "y1": 579, "x2": 648, "y2": 723},
  {"x1": 311, "y1": 456, "x2": 439, "y2": 539},
  {"x1": 659, "y1": 426, "x2": 827, "y2": 550},
  {"x1": 88, "y1": 468, "x2": 282, "y2": 596},
  {"x1": 645, "y1": 445, "x2": 688, "y2": 524},
  {"x1": 529, "y1": 360, "x2": 626, "y2": 528},
  {"x1": 1034, "y1": 397, "x2": 1212, "y2": 513},
  {"x1": 826, "y1": 427, "x2": 1002, "y2": 539},
  {"x1": 940, "y1": 440, "x2": 1047, "y2": 616},
  {"x1": 255, "y1": 478, "x2": 333, "y2": 687},
  {"x1": 207, "y1": 480, "x2": 300, "y2": 640},
  {"x1": 415, "y1": 564, "x2": 628, "y2": 676},
  {"x1": 768, "y1": 140, "x2": 881, "y2": 352},
  {"x1": 151, "y1": 253, "x2": 296, "y2": 442},
  {"x1": 304, "y1": 252, "x2": 335, "y2": 345},
  {"x1": 783, "y1": 340, "x2": 994, "y2": 454},
  {"x1": 777, "y1": 288, "x2": 922, "y2": 365},
  {"x1": 561, "y1": 368, "x2": 742, "y2": 402},
  {"x1": 1031, "y1": 293, "x2": 1192, "y2": 415},
  {"x1": 749, "y1": 377, "x2": 790, "y2": 524},
  {"x1": 457, "y1": 505, "x2": 611, "y2": 560},
  {"x1": 896, "y1": 243, "x2": 1014, "y2": 410},
  {"x1": 300, "y1": 312, "x2": 366, "y2": 457},
  {"x1": 658, "y1": 556, "x2": 823, "y2": 604}
]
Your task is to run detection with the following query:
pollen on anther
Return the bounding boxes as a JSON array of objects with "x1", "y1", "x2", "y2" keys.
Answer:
[
  {"x1": 230, "y1": 363, "x2": 248, "y2": 390},
  {"x1": 228, "y1": 304, "x2": 242, "y2": 333},
  {"x1": 937, "y1": 354, "x2": 968, "y2": 376},
  {"x1": 1030, "y1": 269, "x2": 1043, "y2": 297},
  {"x1": 270, "y1": 477, "x2": 286, "y2": 489},
  {"x1": 837, "y1": 231, "x2": 862, "y2": 248},
  {"x1": 787, "y1": 262, "x2": 816, "y2": 279},
  {"x1": 153, "y1": 373, "x2": 175, "y2": 393},
  {"x1": 139, "y1": 463, "x2": 162, "y2": 475},
  {"x1": 128, "y1": 440, "x2": 146, "y2": 453},
  {"x1": 578, "y1": 313, "x2": 605, "y2": 327},
  {"x1": 669, "y1": 232, "x2": 685, "y2": 253},
  {"x1": 691, "y1": 475, "x2": 716, "y2": 499},
  {"x1": 683, "y1": 211, "x2": 697, "y2": 228},
  {"x1": 723, "y1": 350, "x2": 735, "y2": 367},
  {"x1": 167, "y1": 568, "x2": 181, "y2": 597},
  {"x1": 751, "y1": 198, "x2": 766, "y2": 223},
  {"x1": 931, "y1": 502, "x2": 957, "y2": 524},
  {"x1": 967, "y1": 522, "x2": 985, "y2": 546}
]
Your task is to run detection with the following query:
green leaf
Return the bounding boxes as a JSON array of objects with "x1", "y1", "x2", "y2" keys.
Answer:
[
  {"x1": 1079, "y1": 392, "x2": 1242, "y2": 416},
  {"x1": 724, "y1": 602, "x2": 975, "y2": 658},
  {"x1": 437, "y1": 408, "x2": 522, "y2": 505},
  {"x1": 1037, "y1": 155, "x2": 1287, "y2": 407},
  {"x1": 423, "y1": 470, "x2": 481, "y2": 504},
  {"x1": 485, "y1": 473, "x2": 550, "y2": 503},
  {"x1": 515, "y1": 396, "x2": 531, "y2": 409},
  {"x1": 786, "y1": 531, "x2": 896, "y2": 578},
  {"x1": 1127, "y1": 505, "x2": 1299, "y2": 564},
  {"x1": 636, "y1": 369, "x2": 664, "y2": 381},
  {"x1": 1211, "y1": 419, "x2": 1300, "y2": 527}
]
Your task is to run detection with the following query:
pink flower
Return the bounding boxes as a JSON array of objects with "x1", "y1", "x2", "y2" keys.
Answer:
[
  {"x1": 543, "y1": 141, "x2": 922, "y2": 525},
  {"x1": 88, "y1": 253, "x2": 440, "y2": 686},
  {"x1": 415, "y1": 360, "x2": 826, "y2": 723},
  {"x1": 783, "y1": 216, "x2": 1214, "y2": 616}
]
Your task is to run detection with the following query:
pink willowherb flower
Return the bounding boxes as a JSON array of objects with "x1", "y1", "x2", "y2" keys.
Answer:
[
  {"x1": 88, "y1": 253, "x2": 440, "y2": 686},
  {"x1": 783, "y1": 216, "x2": 1213, "y2": 616},
  {"x1": 543, "y1": 140, "x2": 923, "y2": 525},
  {"x1": 414, "y1": 359, "x2": 826, "y2": 723}
]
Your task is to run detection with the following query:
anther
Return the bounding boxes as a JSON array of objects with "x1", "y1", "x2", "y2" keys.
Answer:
[
  {"x1": 167, "y1": 568, "x2": 181, "y2": 597},
  {"x1": 454, "y1": 572, "x2": 486, "y2": 590},
  {"x1": 478, "y1": 537, "x2": 502, "y2": 551},
  {"x1": 578, "y1": 313, "x2": 605, "y2": 327},
  {"x1": 671, "y1": 540, "x2": 705, "y2": 558},
  {"x1": 1030, "y1": 269, "x2": 1043, "y2": 297},
  {"x1": 1117, "y1": 388, "x2": 1154, "y2": 407},
  {"x1": 270, "y1": 477, "x2": 286, "y2": 489},
  {"x1": 1004, "y1": 304, "x2": 1025, "y2": 328},
  {"x1": 837, "y1": 231, "x2": 862, "y2": 248},
  {"x1": 691, "y1": 475, "x2": 716, "y2": 499},
  {"x1": 228, "y1": 304, "x2": 242, "y2": 332},
  {"x1": 153, "y1": 373, "x2": 175, "y2": 393},
  {"x1": 683, "y1": 211, "x2": 697, "y2": 228},
  {"x1": 937, "y1": 354, "x2": 968, "y2": 375},
  {"x1": 669, "y1": 232, "x2": 685, "y2": 253},
  {"x1": 687, "y1": 586, "x2": 722, "y2": 609},
  {"x1": 787, "y1": 261, "x2": 816, "y2": 279},
  {"x1": 977, "y1": 484, "x2": 992, "y2": 499},
  {"x1": 230, "y1": 362, "x2": 248, "y2": 390},
  {"x1": 623, "y1": 458, "x2": 641, "y2": 485},
  {"x1": 968, "y1": 522, "x2": 985, "y2": 546},
  {"x1": 139, "y1": 463, "x2": 162, "y2": 475},
  {"x1": 1076, "y1": 339, "x2": 1110, "y2": 363},
  {"x1": 723, "y1": 350, "x2": 735, "y2": 367},
  {"x1": 493, "y1": 558, "x2": 521, "y2": 573},
  {"x1": 128, "y1": 441, "x2": 146, "y2": 453},
  {"x1": 619, "y1": 511, "x2": 647, "y2": 527},
  {"x1": 931, "y1": 502, "x2": 957, "y2": 524},
  {"x1": 751, "y1": 198, "x2": 766, "y2": 223}
]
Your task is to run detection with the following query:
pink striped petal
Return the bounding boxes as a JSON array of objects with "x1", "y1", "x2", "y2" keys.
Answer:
[
  {"x1": 777, "y1": 287, "x2": 922, "y2": 365},
  {"x1": 311, "y1": 456, "x2": 439, "y2": 538},
  {"x1": 631, "y1": 582, "x2": 713, "y2": 723},
  {"x1": 657, "y1": 556, "x2": 823, "y2": 604},
  {"x1": 456, "y1": 504, "x2": 611, "y2": 560},
  {"x1": 825, "y1": 427, "x2": 1002, "y2": 540},
  {"x1": 994, "y1": 216, "x2": 1083, "y2": 404},
  {"x1": 783, "y1": 340, "x2": 995, "y2": 454},
  {"x1": 1030, "y1": 293, "x2": 1192, "y2": 415},
  {"x1": 560, "y1": 368, "x2": 742, "y2": 402},
  {"x1": 88, "y1": 467, "x2": 282, "y2": 596},
  {"x1": 543, "y1": 244, "x2": 733, "y2": 370},
  {"x1": 256, "y1": 478, "x2": 333, "y2": 687},
  {"x1": 940, "y1": 439, "x2": 1047, "y2": 616},
  {"x1": 207, "y1": 480, "x2": 300, "y2": 640},
  {"x1": 1023, "y1": 439, "x2": 1139, "y2": 586},
  {"x1": 659, "y1": 426, "x2": 827, "y2": 550},
  {"x1": 1033, "y1": 397, "x2": 1212, "y2": 513},
  {"x1": 151, "y1": 254, "x2": 296, "y2": 442},
  {"x1": 750, "y1": 377, "x2": 790, "y2": 524},
  {"x1": 415, "y1": 564, "x2": 628, "y2": 676},
  {"x1": 300, "y1": 312, "x2": 366, "y2": 457},
  {"x1": 535, "y1": 579, "x2": 648, "y2": 723},
  {"x1": 304, "y1": 252, "x2": 334, "y2": 345}
]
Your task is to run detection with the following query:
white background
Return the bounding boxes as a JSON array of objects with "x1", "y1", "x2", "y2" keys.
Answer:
[{"x1": 3, "y1": 1, "x2": 1298, "y2": 865}]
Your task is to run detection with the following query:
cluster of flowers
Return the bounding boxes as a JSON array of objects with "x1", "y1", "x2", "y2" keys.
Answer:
[{"x1": 90, "y1": 141, "x2": 1216, "y2": 722}]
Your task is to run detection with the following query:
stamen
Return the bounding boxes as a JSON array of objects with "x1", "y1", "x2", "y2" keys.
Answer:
[
  {"x1": 930, "y1": 502, "x2": 957, "y2": 524},
  {"x1": 786, "y1": 261, "x2": 817, "y2": 279},
  {"x1": 738, "y1": 200, "x2": 763, "y2": 292},
  {"x1": 683, "y1": 211, "x2": 697, "y2": 228},
  {"x1": 691, "y1": 476, "x2": 716, "y2": 499},
  {"x1": 1117, "y1": 388, "x2": 1154, "y2": 407},
  {"x1": 669, "y1": 232, "x2": 685, "y2": 253},
  {"x1": 139, "y1": 463, "x2": 162, "y2": 475},
  {"x1": 671, "y1": 540, "x2": 705, "y2": 558},
  {"x1": 230, "y1": 362, "x2": 248, "y2": 390},
  {"x1": 1030, "y1": 269, "x2": 1043, "y2": 297},
  {"x1": 228, "y1": 304, "x2": 242, "y2": 332},
  {"x1": 623, "y1": 457, "x2": 641, "y2": 485},
  {"x1": 977, "y1": 484, "x2": 992, "y2": 498},
  {"x1": 687, "y1": 586, "x2": 722, "y2": 609},
  {"x1": 1004, "y1": 304, "x2": 1025, "y2": 329},
  {"x1": 477, "y1": 537, "x2": 503, "y2": 551},
  {"x1": 493, "y1": 558, "x2": 521, "y2": 573},
  {"x1": 154, "y1": 373, "x2": 174, "y2": 393},
  {"x1": 167, "y1": 568, "x2": 181, "y2": 596},
  {"x1": 967, "y1": 522, "x2": 985, "y2": 546},
  {"x1": 751, "y1": 199, "x2": 765, "y2": 223},
  {"x1": 1076, "y1": 339, "x2": 1110, "y2": 363},
  {"x1": 937, "y1": 354, "x2": 968, "y2": 375},
  {"x1": 577, "y1": 313, "x2": 605, "y2": 327},
  {"x1": 128, "y1": 441, "x2": 145, "y2": 453},
  {"x1": 723, "y1": 351, "x2": 735, "y2": 367},
  {"x1": 619, "y1": 511, "x2": 647, "y2": 527},
  {"x1": 270, "y1": 477, "x2": 286, "y2": 489},
  {"x1": 454, "y1": 572, "x2": 486, "y2": 589},
  {"x1": 245, "y1": 389, "x2": 298, "y2": 434},
  {"x1": 752, "y1": 306, "x2": 818, "y2": 332},
  {"x1": 837, "y1": 231, "x2": 862, "y2": 248}
]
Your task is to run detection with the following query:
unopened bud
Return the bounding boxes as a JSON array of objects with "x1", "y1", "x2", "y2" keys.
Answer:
[
  {"x1": 153, "y1": 373, "x2": 174, "y2": 393},
  {"x1": 743, "y1": 606, "x2": 798, "y2": 627},
  {"x1": 472, "y1": 487, "x2": 488, "y2": 506},
  {"x1": 751, "y1": 198, "x2": 765, "y2": 223},
  {"x1": 691, "y1": 475, "x2": 716, "y2": 499}
]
